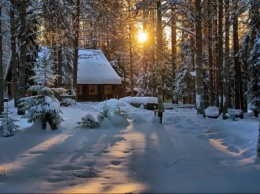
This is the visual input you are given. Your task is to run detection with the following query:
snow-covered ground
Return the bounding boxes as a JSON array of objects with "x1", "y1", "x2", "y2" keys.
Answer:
[{"x1": 0, "y1": 98, "x2": 259, "y2": 193}]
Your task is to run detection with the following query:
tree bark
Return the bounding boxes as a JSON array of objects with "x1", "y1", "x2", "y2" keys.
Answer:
[
  {"x1": 223, "y1": 0, "x2": 230, "y2": 119},
  {"x1": 195, "y1": 0, "x2": 204, "y2": 115},
  {"x1": 10, "y1": 0, "x2": 19, "y2": 107},
  {"x1": 171, "y1": 8, "x2": 177, "y2": 103},
  {"x1": 0, "y1": 2, "x2": 4, "y2": 114},
  {"x1": 156, "y1": 0, "x2": 163, "y2": 99},
  {"x1": 17, "y1": 0, "x2": 26, "y2": 115},
  {"x1": 258, "y1": 112, "x2": 260, "y2": 157},
  {"x1": 129, "y1": 24, "x2": 134, "y2": 97},
  {"x1": 73, "y1": 0, "x2": 80, "y2": 94},
  {"x1": 218, "y1": 0, "x2": 224, "y2": 114},
  {"x1": 213, "y1": 2, "x2": 219, "y2": 108},
  {"x1": 57, "y1": 15, "x2": 62, "y2": 88},
  {"x1": 207, "y1": 0, "x2": 214, "y2": 106},
  {"x1": 233, "y1": 13, "x2": 241, "y2": 109}
]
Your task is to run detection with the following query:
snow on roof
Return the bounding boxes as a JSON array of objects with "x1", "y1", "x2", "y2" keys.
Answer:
[{"x1": 77, "y1": 49, "x2": 121, "y2": 85}]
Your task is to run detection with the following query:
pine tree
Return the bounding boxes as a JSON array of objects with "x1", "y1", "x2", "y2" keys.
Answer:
[
  {"x1": 19, "y1": 47, "x2": 66, "y2": 130},
  {"x1": 0, "y1": 102, "x2": 19, "y2": 137}
]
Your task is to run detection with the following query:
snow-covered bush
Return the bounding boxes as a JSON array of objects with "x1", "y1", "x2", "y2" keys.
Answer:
[
  {"x1": 0, "y1": 104, "x2": 19, "y2": 137},
  {"x1": 78, "y1": 102, "x2": 130, "y2": 128},
  {"x1": 110, "y1": 103, "x2": 129, "y2": 126},
  {"x1": 61, "y1": 98, "x2": 76, "y2": 107},
  {"x1": 226, "y1": 108, "x2": 243, "y2": 121},
  {"x1": 77, "y1": 113, "x2": 100, "y2": 128},
  {"x1": 97, "y1": 103, "x2": 111, "y2": 123},
  {"x1": 110, "y1": 114, "x2": 128, "y2": 126},
  {"x1": 60, "y1": 92, "x2": 76, "y2": 106},
  {"x1": 113, "y1": 104, "x2": 129, "y2": 118},
  {"x1": 19, "y1": 47, "x2": 66, "y2": 130}
]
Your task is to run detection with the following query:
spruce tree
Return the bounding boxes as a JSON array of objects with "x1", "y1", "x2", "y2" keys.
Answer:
[
  {"x1": 19, "y1": 47, "x2": 66, "y2": 130},
  {"x1": 0, "y1": 102, "x2": 19, "y2": 137}
]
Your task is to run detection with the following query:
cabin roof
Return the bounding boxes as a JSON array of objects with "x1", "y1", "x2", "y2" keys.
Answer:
[{"x1": 77, "y1": 49, "x2": 121, "y2": 85}]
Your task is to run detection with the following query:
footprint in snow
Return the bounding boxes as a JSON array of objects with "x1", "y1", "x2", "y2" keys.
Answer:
[
  {"x1": 111, "y1": 160, "x2": 121, "y2": 166},
  {"x1": 227, "y1": 144, "x2": 240, "y2": 153}
]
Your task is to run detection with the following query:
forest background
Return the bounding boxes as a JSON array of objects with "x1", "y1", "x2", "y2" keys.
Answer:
[{"x1": 0, "y1": 0, "x2": 259, "y2": 118}]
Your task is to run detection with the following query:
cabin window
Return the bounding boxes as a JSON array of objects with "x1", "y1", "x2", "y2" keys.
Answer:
[
  {"x1": 89, "y1": 85, "x2": 97, "y2": 95},
  {"x1": 77, "y1": 85, "x2": 82, "y2": 95},
  {"x1": 104, "y1": 85, "x2": 112, "y2": 94}
]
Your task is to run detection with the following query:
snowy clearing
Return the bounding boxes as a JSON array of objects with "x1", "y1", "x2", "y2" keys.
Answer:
[{"x1": 0, "y1": 98, "x2": 259, "y2": 193}]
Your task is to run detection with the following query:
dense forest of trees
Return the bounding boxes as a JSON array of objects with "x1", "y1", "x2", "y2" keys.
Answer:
[{"x1": 0, "y1": 0, "x2": 259, "y2": 120}]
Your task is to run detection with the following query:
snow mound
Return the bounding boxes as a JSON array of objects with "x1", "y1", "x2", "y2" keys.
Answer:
[
  {"x1": 100, "y1": 117, "x2": 114, "y2": 128},
  {"x1": 110, "y1": 114, "x2": 129, "y2": 126}
]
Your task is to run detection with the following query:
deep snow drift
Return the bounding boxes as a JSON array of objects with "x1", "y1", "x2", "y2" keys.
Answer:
[{"x1": 0, "y1": 98, "x2": 259, "y2": 193}]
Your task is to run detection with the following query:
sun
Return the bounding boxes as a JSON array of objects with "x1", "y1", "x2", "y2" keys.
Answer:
[{"x1": 137, "y1": 31, "x2": 148, "y2": 43}]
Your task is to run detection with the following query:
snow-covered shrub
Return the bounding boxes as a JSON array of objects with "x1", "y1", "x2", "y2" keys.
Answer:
[
  {"x1": 97, "y1": 112, "x2": 105, "y2": 123},
  {"x1": 60, "y1": 92, "x2": 76, "y2": 106},
  {"x1": 19, "y1": 47, "x2": 66, "y2": 130},
  {"x1": 61, "y1": 98, "x2": 75, "y2": 106},
  {"x1": 97, "y1": 103, "x2": 111, "y2": 123},
  {"x1": 77, "y1": 113, "x2": 100, "y2": 128},
  {"x1": 226, "y1": 108, "x2": 243, "y2": 121},
  {"x1": 110, "y1": 104, "x2": 129, "y2": 126},
  {"x1": 113, "y1": 104, "x2": 129, "y2": 118},
  {"x1": 110, "y1": 114, "x2": 128, "y2": 126},
  {"x1": 99, "y1": 117, "x2": 114, "y2": 128},
  {"x1": 0, "y1": 104, "x2": 19, "y2": 137},
  {"x1": 94, "y1": 101, "x2": 130, "y2": 127}
]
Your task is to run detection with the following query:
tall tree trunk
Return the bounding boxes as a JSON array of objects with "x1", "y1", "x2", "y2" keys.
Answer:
[
  {"x1": 171, "y1": 8, "x2": 177, "y2": 103},
  {"x1": 57, "y1": 15, "x2": 62, "y2": 88},
  {"x1": 142, "y1": 0, "x2": 148, "y2": 96},
  {"x1": 127, "y1": 0, "x2": 134, "y2": 97},
  {"x1": 73, "y1": 0, "x2": 80, "y2": 94},
  {"x1": 207, "y1": 0, "x2": 214, "y2": 106},
  {"x1": 223, "y1": 0, "x2": 230, "y2": 119},
  {"x1": 0, "y1": 2, "x2": 3, "y2": 114},
  {"x1": 218, "y1": 0, "x2": 224, "y2": 114},
  {"x1": 195, "y1": 0, "x2": 204, "y2": 115},
  {"x1": 258, "y1": 114, "x2": 260, "y2": 156},
  {"x1": 151, "y1": 8, "x2": 156, "y2": 97},
  {"x1": 10, "y1": 0, "x2": 19, "y2": 107},
  {"x1": 129, "y1": 25, "x2": 134, "y2": 97},
  {"x1": 156, "y1": 0, "x2": 163, "y2": 99},
  {"x1": 57, "y1": 43, "x2": 62, "y2": 87},
  {"x1": 213, "y1": 2, "x2": 219, "y2": 107},
  {"x1": 190, "y1": 28, "x2": 196, "y2": 105},
  {"x1": 233, "y1": 13, "x2": 240, "y2": 109},
  {"x1": 17, "y1": 0, "x2": 26, "y2": 115}
]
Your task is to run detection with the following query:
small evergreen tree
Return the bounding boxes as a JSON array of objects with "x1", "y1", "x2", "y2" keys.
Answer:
[
  {"x1": 19, "y1": 47, "x2": 66, "y2": 130},
  {"x1": 0, "y1": 102, "x2": 19, "y2": 137},
  {"x1": 77, "y1": 114, "x2": 100, "y2": 129}
]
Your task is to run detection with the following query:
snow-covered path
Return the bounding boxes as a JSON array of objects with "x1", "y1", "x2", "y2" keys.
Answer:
[
  {"x1": 1, "y1": 101, "x2": 260, "y2": 193},
  {"x1": 126, "y1": 122, "x2": 259, "y2": 193}
]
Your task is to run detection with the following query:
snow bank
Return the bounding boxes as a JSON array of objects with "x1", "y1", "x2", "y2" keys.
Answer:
[
  {"x1": 129, "y1": 97, "x2": 158, "y2": 105},
  {"x1": 205, "y1": 106, "x2": 219, "y2": 118}
]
